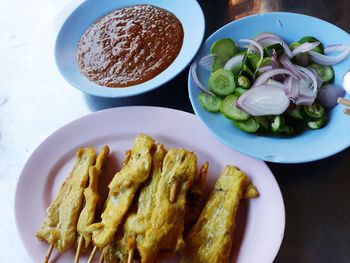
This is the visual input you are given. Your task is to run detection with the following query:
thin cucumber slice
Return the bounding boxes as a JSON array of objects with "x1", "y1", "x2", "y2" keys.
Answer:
[
  {"x1": 210, "y1": 38, "x2": 238, "y2": 58},
  {"x1": 233, "y1": 117, "x2": 259, "y2": 133},
  {"x1": 287, "y1": 106, "x2": 303, "y2": 120},
  {"x1": 255, "y1": 116, "x2": 270, "y2": 130},
  {"x1": 309, "y1": 63, "x2": 334, "y2": 83},
  {"x1": 213, "y1": 55, "x2": 229, "y2": 72},
  {"x1": 234, "y1": 87, "x2": 248, "y2": 97},
  {"x1": 208, "y1": 69, "x2": 236, "y2": 96},
  {"x1": 221, "y1": 94, "x2": 250, "y2": 121},
  {"x1": 198, "y1": 92, "x2": 222, "y2": 112},
  {"x1": 224, "y1": 54, "x2": 245, "y2": 74}
]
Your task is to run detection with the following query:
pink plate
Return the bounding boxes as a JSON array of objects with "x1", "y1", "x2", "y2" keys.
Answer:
[{"x1": 15, "y1": 106, "x2": 285, "y2": 263}]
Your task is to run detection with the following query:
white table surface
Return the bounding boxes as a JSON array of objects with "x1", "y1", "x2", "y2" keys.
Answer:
[{"x1": 1, "y1": 0, "x2": 89, "y2": 261}]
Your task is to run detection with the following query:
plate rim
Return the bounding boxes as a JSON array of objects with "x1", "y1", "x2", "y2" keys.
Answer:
[
  {"x1": 15, "y1": 106, "x2": 285, "y2": 263},
  {"x1": 188, "y1": 11, "x2": 350, "y2": 164},
  {"x1": 54, "y1": 0, "x2": 205, "y2": 98}
]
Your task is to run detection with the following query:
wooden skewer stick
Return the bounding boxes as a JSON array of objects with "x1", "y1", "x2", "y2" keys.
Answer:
[
  {"x1": 74, "y1": 235, "x2": 83, "y2": 263},
  {"x1": 98, "y1": 252, "x2": 104, "y2": 263},
  {"x1": 127, "y1": 248, "x2": 134, "y2": 263},
  {"x1": 337, "y1": 97, "x2": 350, "y2": 107},
  {"x1": 44, "y1": 244, "x2": 54, "y2": 263},
  {"x1": 87, "y1": 246, "x2": 98, "y2": 263}
]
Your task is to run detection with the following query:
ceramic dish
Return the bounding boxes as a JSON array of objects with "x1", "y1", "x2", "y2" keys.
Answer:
[
  {"x1": 15, "y1": 106, "x2": 284, "y2": 263},
  {"x1": 188, "y1": 12, "x2": 350, "y2": 163},
  {"x1": 55, "y1": 0, "x2": 205, "y2": 98}
]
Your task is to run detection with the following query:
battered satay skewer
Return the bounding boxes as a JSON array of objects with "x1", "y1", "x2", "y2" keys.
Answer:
[
  {"x1": 102, "y1": 143, "x2": 167, "y2": 263},
  {"x1": 180, "y1": 165, "x2": 259, "y2": 263},
  {"x1": 74, "y1": 146, "x2": 110, "y2": 263},
  {"x1": 36, "y1": 147, "x2": 96, "y2": 262},
  {"x1": 86, "y1": 134, "x2": 155, "y2": 262},
  {"x1": 138, "y1": 148, "x2": 198, "y2": 263}
]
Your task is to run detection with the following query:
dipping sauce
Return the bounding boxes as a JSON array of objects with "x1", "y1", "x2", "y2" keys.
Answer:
[{"x1": 77, "y1": 5, "x2": 184, "y2": 88}]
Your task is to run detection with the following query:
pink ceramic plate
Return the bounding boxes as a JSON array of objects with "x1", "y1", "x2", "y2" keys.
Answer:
[{"x1": 15, "y1": 106, "x2": 284, "y2": 263}]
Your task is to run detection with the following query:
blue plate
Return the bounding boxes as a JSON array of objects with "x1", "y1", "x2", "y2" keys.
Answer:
[
  {"x1": 189, "y1": 12, "x2": 350, "y2": 163},
  {"x1": 56, "y1": 0, "x2": 204, "y2": 98}
]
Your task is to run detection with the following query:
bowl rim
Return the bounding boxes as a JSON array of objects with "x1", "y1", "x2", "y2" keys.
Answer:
[
  {"x1": 188, "y1": 11, "x2": 350, "y2": 163},
  {"x1": 55, "y1": 0, "x2": 205, "y2": 98}
]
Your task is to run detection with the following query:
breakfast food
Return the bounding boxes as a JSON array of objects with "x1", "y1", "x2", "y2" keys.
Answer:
[
  {"x1": 180, "y1": 165, "x2": 258, "y2": 263},
  {"x1": 77, "y1": 4, "x2": 184, "y2": 88},
  {"x1": 192, "y1": 33, "x2": 349, "y2": 135},
  {"x1": 36, "y1": 134, "x2": 258, "y2": 263},
  {"x1": 36, "y1": 147, "x2": 96, "y2": 252}
]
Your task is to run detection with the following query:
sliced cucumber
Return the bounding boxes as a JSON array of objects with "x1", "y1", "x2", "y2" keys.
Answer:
[
  {"x1": 309, "y1": 63, "x2": 334, "y2": 83},
  {"x1": 299, "y1": 36, "x2": 324, "y2": 54},
  {"x1": 287, "y1": 106, "x2": 303, "y2": 120},
  {"x1": 213, "y1": 55, "x2": 229, "y2": 72},
  {"x1": 224, "y1": 54, "x2": 245, "y2": 74},
  {"x1": 234, "y1": 87, "x2": 247, "y2": 97},
  {"x1": 198, "y1": 92, "x2": 222, "y2": 112},
  {"x1": 208, "y1": 69, "x2": 236, "y2": 96},
  {"x1": 210, "y1": 38, "x2": 238, "y2": 58},
  {"x1": 263, "y1": 43, "x2": 284, "y2": 57},
  {"x1": 255, "y1": 116, "x2": 270, "y2": 130},
  {"x1": 221, "y1": 94, "x2": 250, "y2": 121},
  {"x1": 233, "y1": 117, "x2": 259, "y2": 133},
  {"x1": 247, "y1": 54, "x2": 271, "y2": 70}
]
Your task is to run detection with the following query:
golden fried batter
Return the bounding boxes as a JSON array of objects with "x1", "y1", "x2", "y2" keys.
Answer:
[
  {"x1": 77, "y1": 146, "x2": 110, "y2": 249},
  {"x1": 184, "y1": 162, "x2": 208, "y2": 231},
  {"x1": 36, "y1": 147, "x2": 96, "y2": 252},
  {"x1": 138, "y1": 148, "x2": 197, "y2": 263},
  {"x1": 86, "y1": 134, "x2": 154, "y2": 248},
  {"x1": 180, "y1": 166, "x2": 257, "y2": 263}
]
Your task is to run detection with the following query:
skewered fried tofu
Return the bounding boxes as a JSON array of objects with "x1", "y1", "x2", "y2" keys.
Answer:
[
  {"x1": 86, "y1": 134, "x2": 154, "y2": 248},
  {"x1": 138, "y1": 148, "x2": 197, "y2": 263},
  {"x1": 36, "y1": 147, "x2": 96, "y2": 252},
  {"x1": 180, "y1": 165, "x2": 258, "y2": 263},
  {"x1": 77, "y1": 145, "x2": 110, "y2": 250},
  {"x1": 103, "y1": 143, "x2": 167, "y2": 263}
]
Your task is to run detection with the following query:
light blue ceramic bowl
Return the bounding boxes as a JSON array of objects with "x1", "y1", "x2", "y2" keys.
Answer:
[
  {"x1": 56, "y1": 0, "x2": 204, "y2": 98},
  {"x1": 189, "y1": 12, "x2": 350, "y2": 163}
]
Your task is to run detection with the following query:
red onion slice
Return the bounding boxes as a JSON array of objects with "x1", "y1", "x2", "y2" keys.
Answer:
[
  {"x1": 254, "y1": 33, "x2": 293, "y2": 57},
  {"x1": 318, "y1": 84, "x2": 346, "y2": 108},
  {"x1": 190, "y1": 63, "x2": 214, "y2": 96},
  {"x1": 279, "y1": 55, "x2": 304, "y2": 80},
  {"x1": 239, "y1": 38, "x2": 264, "y2": 77},
  {"x1": 252, "y1": 68, "x2": 297, "y2": 87},
  {"x1": 198, "y1": 54, "x2": 216, "y2": 71},
  {"x1": 258, "y1": 65, "x2": 273, "y2": 73},
  {"x1": 308, "y1": 67, "x2": 324, "y2": 88},
  {"x1": 294, "y1": 65, "x2": 318, "y2": 94},
  {"x1": 224, "y1": 54, "x2": 245, "y2": 74},
  {"x1": 308, "y1": 44, "x2": 350, "y2": 65},
  {"x1": 237, "y1": 85, "x2": 290, "y2": 116},
  {"x1": 291, "y1": 41, "x2": 320, "y2": 57}
]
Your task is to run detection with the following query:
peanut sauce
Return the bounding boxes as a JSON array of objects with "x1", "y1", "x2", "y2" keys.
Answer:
[{"x1": 77, "y1": 5, "x2": 184, "y2": 88}]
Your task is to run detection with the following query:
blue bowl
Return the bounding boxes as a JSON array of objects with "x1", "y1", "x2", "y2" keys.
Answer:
[
  {"x1": 56, "y1": 0, "x2": 204, "y2": 98},
  {"x1": 189, "y1": 12, "x2": 350, "y2": 163}
]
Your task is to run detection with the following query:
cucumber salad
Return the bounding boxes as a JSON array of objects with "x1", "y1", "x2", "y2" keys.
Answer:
[{"x1": 191, "y1": 33, "x2": 349, "y2": 135}]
